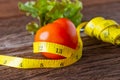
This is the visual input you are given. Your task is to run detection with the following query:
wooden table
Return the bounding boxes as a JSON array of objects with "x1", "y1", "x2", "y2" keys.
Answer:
[{"x1": 0, "y1": 0, "x2": 120, "y2": 80}]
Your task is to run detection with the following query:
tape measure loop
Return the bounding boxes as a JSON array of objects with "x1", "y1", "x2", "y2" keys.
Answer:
[
  {"x1": 83, "y1": 17, "x2": 120, "y2": 45},
  {"x1": 84, "y1": 17, "x2": 105, "y2": 37},
  {"x1": 94, "y1": 20, "x2": 119, "y2": 40}
]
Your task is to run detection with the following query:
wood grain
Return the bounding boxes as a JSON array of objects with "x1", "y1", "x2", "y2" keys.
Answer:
[
  {"x1": 0, "y1": 0, "x2": 120, "y2": 80},
  {"x1": 82, "y1": 0, "x2": 120, "y2": 6}
]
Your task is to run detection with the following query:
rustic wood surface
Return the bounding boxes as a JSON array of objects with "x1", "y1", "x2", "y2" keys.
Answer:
[{"x1": 0, "y1": 0, "x2": 120, "y2": 80}]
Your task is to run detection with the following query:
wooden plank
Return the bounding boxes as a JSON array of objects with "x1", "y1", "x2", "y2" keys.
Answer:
[
  {"x1": 82, "y1": 0, "x2": 120, "y2": 6},
  {"x1": 0, "y1": 0, "x2": 27, "y2": 18},
  {"x1": 0, "y1": 0, "x2": 120, "y2": 80},
  {"x1": 82, "y1": 1, "x2": 120, "y2": 23}
]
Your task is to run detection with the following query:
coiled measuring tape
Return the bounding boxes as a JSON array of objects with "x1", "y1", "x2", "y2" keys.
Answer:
[
  {"x1": 82, "y1": 17, "x2": 120, "y2": 45},
  {"x1": 0, "y1": 26, "x2": 83, "y2": 69}
]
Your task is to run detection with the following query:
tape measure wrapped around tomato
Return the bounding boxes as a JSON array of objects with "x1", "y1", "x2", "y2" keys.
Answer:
[
  {"x1": 79, "y1": 17, "x2": 120, "y2": 45},
  {"x1": 0, "y1": 0, "x2": 84, "y2": 69},
  {"x1": 0, "y1": 18, "x2": 83, "y2": 68}
]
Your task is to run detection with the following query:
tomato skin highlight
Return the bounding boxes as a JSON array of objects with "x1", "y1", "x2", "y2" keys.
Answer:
[{"x1": 35, "y1": 18, "x2": 78, "y2": 59}]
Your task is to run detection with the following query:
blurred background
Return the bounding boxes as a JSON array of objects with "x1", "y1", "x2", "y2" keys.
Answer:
[{"x1": 0, "y1": 0, "x2": 119, "y2": 18}]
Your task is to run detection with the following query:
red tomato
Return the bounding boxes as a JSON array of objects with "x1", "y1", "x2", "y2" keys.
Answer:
[{"x1": 34, "y1": 18, "x2": 78, "y2": 59}]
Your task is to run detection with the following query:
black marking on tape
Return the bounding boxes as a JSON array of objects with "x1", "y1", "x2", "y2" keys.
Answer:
[
  {"x1": 19, "y1": 63, "x2": 23, "y2": 67},
  {"x1": 76, "y1": 55, "x2": 79, "y2": 59},
  {"x1": 40, "y1": 63, "x2": 44, "y2": 67},
  {"x1": 4, "y1": 60, "x2": 7, "y2": 64},
  {"x1": 71, "y1": 53, "x2": 74, "y2": 56},
  {"x1": 60, "y1": 63, "x2": 64, "y2": 67},
  {"x1": 56, "y1": 48, "x2": 63, "y2": 54}
]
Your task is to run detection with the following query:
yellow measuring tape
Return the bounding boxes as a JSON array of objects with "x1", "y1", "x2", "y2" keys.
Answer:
[
  {"x1": 0, "y1": 17, "x2": 119, "y2": 69},
  {"x1": 83, "y1": 17, "x2": 120, "y2": 45},
  {"x1": 0, "y1": 25, "x2": 83, "y2": 69}
]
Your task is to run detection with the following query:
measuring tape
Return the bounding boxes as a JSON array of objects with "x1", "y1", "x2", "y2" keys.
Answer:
[
  {"x1": 0, "y1": 17, "x2": 119, "y2": 69},
  {"x1": 83, "y1": 17, "x2": 120, "y2": 45},
  {"x1": 0, "y1": 25, "x2": 83, "y2": 69}
]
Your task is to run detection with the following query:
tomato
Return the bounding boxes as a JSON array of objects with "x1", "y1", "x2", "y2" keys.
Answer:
[{"x1": 34, "y1": 18, "x2": 78, "y2": 59}]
